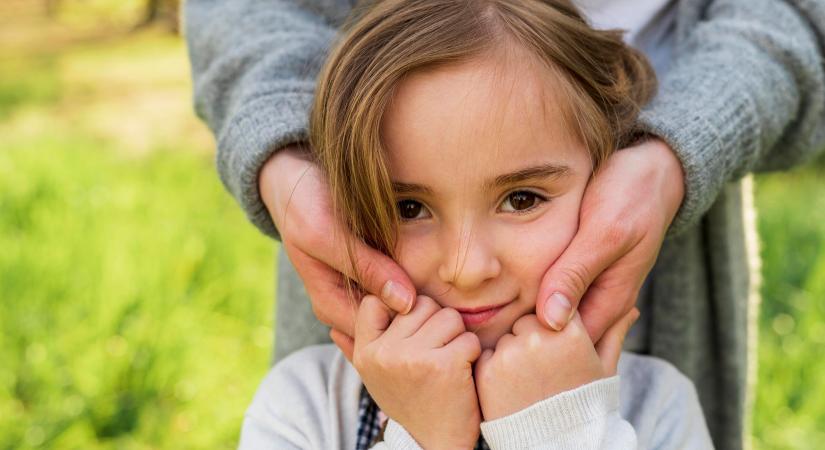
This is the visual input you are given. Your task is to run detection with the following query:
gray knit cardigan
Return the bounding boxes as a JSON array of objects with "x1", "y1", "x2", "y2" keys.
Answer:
[{"x1": 184, "y1": 1, "x2": 825, "y2": 449}]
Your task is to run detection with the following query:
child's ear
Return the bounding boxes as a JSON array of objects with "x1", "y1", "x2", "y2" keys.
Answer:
[{"x1": 593, "y1": 308, "x2": 640, "y2": 376}]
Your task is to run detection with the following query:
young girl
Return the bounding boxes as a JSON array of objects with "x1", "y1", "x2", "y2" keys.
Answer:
[{"x1": 240, "y1": 0, "x2": 712, "y2": 448}]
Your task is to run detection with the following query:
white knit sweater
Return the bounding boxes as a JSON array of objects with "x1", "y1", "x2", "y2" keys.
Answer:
[{"x1": 238, "y1": 345, "x2": 713, "y2": 449}]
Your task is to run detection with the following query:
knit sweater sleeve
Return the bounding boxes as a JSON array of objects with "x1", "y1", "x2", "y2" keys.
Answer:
[
  {"x1": 184, "y1": 0, "x2": 355, "y2": 239},
  {"x1": 479, "y1": 371, "x2": 713, "y2": 450},
  {"x1": 479, "y1": 377, "x2": 636, "y2": 450},
  {"x1": 639, "y1": 0, "x2": 825, "y2": 235}
]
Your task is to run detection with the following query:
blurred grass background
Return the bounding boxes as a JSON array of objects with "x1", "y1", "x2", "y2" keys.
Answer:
[{"x1": 0, "y1": 1, "x2": 822, "y2": 449}]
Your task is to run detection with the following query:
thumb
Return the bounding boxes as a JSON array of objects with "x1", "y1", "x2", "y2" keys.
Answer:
[
  {"x1": 594, "y1": 308, "x2": 640, "y2": 376},
  {"x1": 536, "y1": 229, "x2": 625, "y2": 331},
  {"x1": 354, "y1": 295, "x2": 393, "y2": 349},
  {"x1": 337, "y1": 237, "x2": 418, "y2": 315}
]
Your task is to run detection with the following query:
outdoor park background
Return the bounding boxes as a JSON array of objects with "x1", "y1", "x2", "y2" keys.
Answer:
[{"x1": 1, "y1": 1, "x2": 824, "y2": 448}]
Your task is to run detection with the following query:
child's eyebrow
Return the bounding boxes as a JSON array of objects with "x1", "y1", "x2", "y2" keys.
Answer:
[
  {"x1": 392, "y1": 182, "x2": 434, "y2": 196},
  {"x1": 486, "y1": 163, "x2": 571, "y2": 190},
  {"x1": 391, "y1": 163, "x2": 570, "y2": 196}
]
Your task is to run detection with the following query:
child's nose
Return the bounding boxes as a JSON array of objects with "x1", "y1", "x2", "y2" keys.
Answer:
[{"x1": 437, "y1": 227, "x2": 501, "y2": 291}]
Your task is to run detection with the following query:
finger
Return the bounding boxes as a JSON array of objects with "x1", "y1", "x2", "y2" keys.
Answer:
[
  {"x1": 330, "y1": 329, "x2": 355, "y2": 363},
  {"x1": 287, "y1": 243, "x2": 359, "y2": 338},
  {"x1": 473, "y1": 348, "x2": 495, "y2": 378},
  {"x1": 384, "y1": 295, "x2": 441, "y2": 339},
  {"x1": 310, "y1": 226, "x2": 417, "y2": 314},
  {"x1": 414, "y1": 307, "x2": 466, "y2": 348},
  {"x1": 354, "y1": 295, "x2": 393, "y2": 348},
  {"x1": 493, "y1": 332, "x2": 515, "y2": 351},
  {"x1": 511, "y1": 314, "x2": 542, "y2": 336},
  {"x1": 444, "y1": 331, "x2": 482, "y2": 365},
  {"x1": 535, "y1": 222, "x2": 630, "y2": 332},
  {"x1": 577, "y1": 277, "x2": 639, "y2": 343},
  {"x1": 594, "y1": 308, "x2": 640, "y2": 376}
]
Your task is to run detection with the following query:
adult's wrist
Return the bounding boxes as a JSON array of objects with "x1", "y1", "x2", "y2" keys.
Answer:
[
  {"x1": 642, "y1": 137, "x2": 685, "y2": 229},
  {"x1": 259, "y1": 144, "x2": 311, "y2": 234}
]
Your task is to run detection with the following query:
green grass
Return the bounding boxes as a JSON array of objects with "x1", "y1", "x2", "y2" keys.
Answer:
[
  {"x1": 0, "y1": 135, "x2": 276, "y2": 450},
  {"x1": 753, "y1": 167, "x2": 825, "y2": 450},
  {"x1": 1, "y1": 5, "x2": 825, "y2": 449},
  {"x1": 0, "y1": 18, "x2": 276, "y2": 449},
  {"x1": 0, "y1": 136, "x2": 273, "y2": 449}
]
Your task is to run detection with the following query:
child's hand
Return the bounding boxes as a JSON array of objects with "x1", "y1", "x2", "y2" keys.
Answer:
[
  {"x1": 474, "y1": 309, "x2": 638, "y2": 421},
  {"x1": 353, "y1": 295, "x2": 483, "y2": 450}
]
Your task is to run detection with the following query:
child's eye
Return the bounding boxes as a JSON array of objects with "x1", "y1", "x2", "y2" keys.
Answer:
[
  {"x1": 499, "y1": 190, "x2": 547, "y2": 213},
  {"x1": 397, "y1": 199, "x2": 431, "y2": 221}
]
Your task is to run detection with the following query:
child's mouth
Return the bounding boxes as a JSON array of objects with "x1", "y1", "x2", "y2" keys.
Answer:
[{"x1": 456, "y1": 300, "x2": 512, "y2": 327}]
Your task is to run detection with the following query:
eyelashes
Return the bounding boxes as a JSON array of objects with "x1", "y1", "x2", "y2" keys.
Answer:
[
  {"x1": 397, "y1": 199, "x2": 431, "y2": 220},
  {"x1": 396, "y1": 190, "x2": 550, "y2": 222},
  {"x1": 498, "y1": 190, "x2": 547, "y2": 214}
]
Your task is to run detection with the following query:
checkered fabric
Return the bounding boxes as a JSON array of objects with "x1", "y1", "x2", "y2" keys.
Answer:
[{"x1": 355, "y1": 386, "x2": 490, "y2": 450}]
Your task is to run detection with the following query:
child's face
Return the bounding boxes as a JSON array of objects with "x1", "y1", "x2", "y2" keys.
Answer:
[{"x1": 381, "y1": 50, "x2": 593, "y2": 349}]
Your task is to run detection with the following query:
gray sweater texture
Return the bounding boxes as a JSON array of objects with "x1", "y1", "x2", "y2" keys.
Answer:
[{"x1": 184, "y1": 0, "x2": 825, "y2": 449}]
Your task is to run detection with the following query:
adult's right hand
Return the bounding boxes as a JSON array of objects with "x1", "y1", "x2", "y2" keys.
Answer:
[{"x1": 259, "y1": 145, "x2": 417, "y2": 356}]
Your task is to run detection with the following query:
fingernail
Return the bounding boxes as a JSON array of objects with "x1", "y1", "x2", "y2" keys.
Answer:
[
  {"x1": 381, "y1": 280, "x2": 413, "y2": 314},
  {"x1": 544, "y1": 292, "x2": 572, "y2": 331}
]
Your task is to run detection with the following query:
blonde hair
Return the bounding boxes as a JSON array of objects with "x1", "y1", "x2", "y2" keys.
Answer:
[{"x1": 308, "y1": 0, "x2": 656, "y2": 283}]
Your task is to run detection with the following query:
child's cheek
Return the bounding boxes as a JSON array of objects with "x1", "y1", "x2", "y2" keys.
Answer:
[
  {"x1": 394, "y1": 228, "x2": 439, "y2": 290},
  {"x1": 503, "y1": 202, "x2": 581, "y2": 291}
]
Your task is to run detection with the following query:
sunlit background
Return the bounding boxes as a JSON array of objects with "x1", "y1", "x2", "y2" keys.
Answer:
[{"x1": 1, "y1": 1, "x2": 823, "y2": 448}]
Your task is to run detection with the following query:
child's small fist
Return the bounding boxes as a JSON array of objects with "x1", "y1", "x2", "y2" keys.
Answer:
[
  {"x1": 353, "y1": 295, "x2": 483, "y2": 449},
  {"x1": 474, "y1": 313, "x2": 604, "y2": 421}
]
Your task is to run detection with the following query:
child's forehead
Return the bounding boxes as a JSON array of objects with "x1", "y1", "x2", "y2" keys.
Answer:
[{"x1": 382, "y1": 50, "x2": 581, "y2": 170}]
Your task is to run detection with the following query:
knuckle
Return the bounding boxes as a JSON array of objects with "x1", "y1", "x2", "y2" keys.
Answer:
[
  {"x1": 439, "y1": 308, "x2": 464, "y2": 327},
  {"x1": 406, "y1": 356, "x2": 437, "y2": 378},
  {"x1": 559, "y1": 261, "x2": 591, "y2": 297},
  {"x1": 603, "y1": 219, "x2": 635, "y2": 249},
  {"x1": 524, "y1": 330, "x2": 545, "y2": 350},
  {"x1": 374, "y1": 345, "x2": 401, "y2": 372},
  {"x1": 357, "y1": 256, "x2": 380, "y2": 287},
  {"x1": 457, "y1": 332, "x2": 481, "y2": 355},
  {"x1": 416, "y1": 296, "x2": 441, "y2": 315},
  {"x1": 495, "y1": 333, "x2": 514, "y2": 351},
  {"x1": 512, "y1": 314, "x2": 538, "y2": 334}
]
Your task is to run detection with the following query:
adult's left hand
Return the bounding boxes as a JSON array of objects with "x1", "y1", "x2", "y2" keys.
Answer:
[{"x1": 535, "y1": 138, "x2": 685, "y2": 342}]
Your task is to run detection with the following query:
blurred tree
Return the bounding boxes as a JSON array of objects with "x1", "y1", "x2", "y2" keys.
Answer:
[
  {"x1": 138, "y1": 0, "x2": 180, "y2": 32},
  {"x1": 44, "y1": 0, "x2": 60, "y2": 17}
]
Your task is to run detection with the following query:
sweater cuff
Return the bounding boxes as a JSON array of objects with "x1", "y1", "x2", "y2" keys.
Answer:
[
  {"x1": 637, "y1": 63, "x2": 759, "y2": 237},
  {"x1": 382, "y1": 420, "x2": 424, "y2": 450},
  {"x1": 480, "y1": 376, "x2": 620, "y2": 449},
  {"x1": 216, "y1": 91, "x2": 315, "y2": 240}
]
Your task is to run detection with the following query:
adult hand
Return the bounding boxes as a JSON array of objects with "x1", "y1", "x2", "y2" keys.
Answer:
[
  {"x1": 259, "y1": 145, "x2": 417, "y2": 353},
  {"x1": 535, "y1": 138, "x2": 684, "y2": 342}
]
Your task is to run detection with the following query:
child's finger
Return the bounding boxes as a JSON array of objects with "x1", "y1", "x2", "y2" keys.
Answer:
[
  {"x1": 445, "y1": 331, "x2": 482, "y2": 365},
  {"x1": 323, "y1": 231, "x2": 417, "y2": 314},
  {"x1": 384, "y1": 295, "x2": 441, "y2": 339},
  {"x1": 594, "y1": 308, "x2": 640, "y2": 376},
  {"x1": 354, "y1": 295, "x2": 393, "y2": 348},
  {"x1": 473, "y1": 348, "x2": 495, "y2": 378},
  {"x1": 413, "y1": 307, "x2": 466, "y2": 349},
  {"x1": 330, "y1": 328, "x2": 355, "y2": 363}
]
